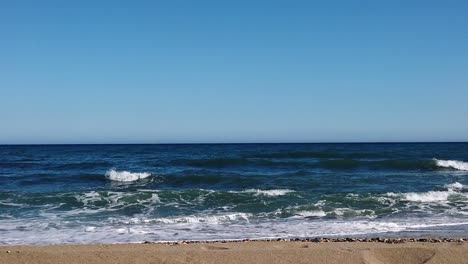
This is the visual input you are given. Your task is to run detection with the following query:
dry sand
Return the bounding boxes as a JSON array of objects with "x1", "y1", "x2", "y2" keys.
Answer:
[{"x1": 1, "y1": 241, "x2": 468, "y2": 264}]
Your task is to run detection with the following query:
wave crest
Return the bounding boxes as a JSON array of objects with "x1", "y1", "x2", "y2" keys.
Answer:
[
  {"x1": 230, "y1": 189, "x2": 294, "y2": 196},
  {"x1": 293, "y1": 210, "x2": 327, "y2": 218},
  {"x1": 434, "y1": 159, "x2": 468, "y2": 171},
  {"x1": 136, "y1": 213, "x2": 252, "y2": 224},
  {"x1": 246, "y1": 189, "x2": 294, "y2": 196},
  {"x1": 445, "y1": 182, "x2": 465, "y2": 191},
  {"x1": 105, "y1": 169, "x2": 151, "y2": 182},
  {"x1": 403, "y1": 191, "x2": 453, "y2": 202}
]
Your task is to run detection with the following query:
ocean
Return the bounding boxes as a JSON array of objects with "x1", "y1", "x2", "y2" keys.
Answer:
[{"x1": 1, "y1": 143, "x2": 467, "y2": 245}]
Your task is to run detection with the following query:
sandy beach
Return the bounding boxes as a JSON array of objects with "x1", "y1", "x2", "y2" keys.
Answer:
[{"x1": 1, "y1": 240, "x2": 468, "y2": 264}]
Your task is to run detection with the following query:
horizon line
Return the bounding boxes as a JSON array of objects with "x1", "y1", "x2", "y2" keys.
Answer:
[{"x1": 0, "y1": 141, "x2": 467, "y2": 146}]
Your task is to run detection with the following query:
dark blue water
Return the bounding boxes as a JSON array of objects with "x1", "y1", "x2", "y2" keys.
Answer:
[{"x1": 1, "y1": 143, "x2": 468, "y2": 245}]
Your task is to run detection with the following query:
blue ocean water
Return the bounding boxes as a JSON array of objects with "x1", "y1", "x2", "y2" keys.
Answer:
[{"x1": 1, "y1": 143, "x2": 468, "y2": 245}]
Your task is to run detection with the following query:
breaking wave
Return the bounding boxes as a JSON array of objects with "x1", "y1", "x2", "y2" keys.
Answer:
[
  {"x1": 293, "y1": 210, "x2": 327, "y2": 218},
  {"x1": 388, "y1": 189, "x2": 468, "y2": 203},
  {"x1": 134, "y1": 213, "x2": 252, "y2": 224},
  {"x1": 445, "y1": 182, "x2": 465, "y2": 191},
  {"x1": 434, "y1": 159, "x2": 468, "y2": 171},
  {"x1": 402, "y1": 191, "x2": 454, "y2": 202},
  {"x1": 105, "y1": 169, "x2": 151, "y2": 182},
  {"x1": 239, "y1": 189, "x2": 294, "y2": 196}
]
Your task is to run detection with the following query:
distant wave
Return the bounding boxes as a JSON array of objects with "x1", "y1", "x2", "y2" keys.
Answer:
[
  {"x1": 52, "y1": 161, "x2": 112, "y2": 170},
  {"x1": 172, "y1": 157, "x2": 468, "y2": 171},
  {"x1": 239, "y1": 189, "x2": 294, "y2": 197},
  {"x1": 248, "y1": 151, "x2": 387, "y2": 159},
  {"x1": 172, "y1": 158, "x2": 251, "y2": 167},
  {"x1": 0, "y1": 161, "x2": 41, "y2": 169},
  {"x1": 159, "y1": 171, "x2": 263, "y2": 188},
  {"x1": 0, "y1": 161, "x2": 111, "y2": 170},
  {"x1": 316, "y1": 159, "x2": 436, "y2": 170},
  {"x1": 434, "y1": 159, "x2": 468, "y2": 171},
  {"x1": 105, "y1": 169, "x2": 151, "y2": 182},
  {"x1": 173, "y1": 157, "x2": 439, "y2": 171}
]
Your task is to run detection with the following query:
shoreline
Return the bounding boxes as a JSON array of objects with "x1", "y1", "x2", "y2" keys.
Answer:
[
  {"x1": 4, "y1": 236, "x2": 467, "y2": 246},
  {"x1": 2, "y1": 236, "x2": 468, "y2": 247},
  {"x1": 139, "y1": 236, "x2": 468, "y2": 244},
  {"x1": 1, "y1": 239, "x2": 468, "y2": 264}
]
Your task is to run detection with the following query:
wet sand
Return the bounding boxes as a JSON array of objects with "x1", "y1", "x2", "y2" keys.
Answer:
[{"x1": 1, "y1": 240, "x2": 468, "y2": 264}]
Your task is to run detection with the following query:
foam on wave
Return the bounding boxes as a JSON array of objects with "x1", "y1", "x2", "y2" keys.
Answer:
[
  {"x1": 3, "y1": 217, "x2": 468, "y2": 245},
  {"x1": 403, "y1": 191, "x2": 453, "y2": 202},
  {"x1": 134, "y1": 213, "x2": 252, "y2": 224},
  {"x1": 240, "y1": 189, "x2": 294, "y2": 196},
  {"x1": 293, "y1": 210, "x2": 327, "y2": 218},
  {"x1": 105, "y1": 169, "x2": 151, "y2": 182},
  {"x1": 434, "y1": 159, "x2": 468, "y2": 171},
  {"x1": 387, "y1": 188, "x2": 468, "y2": 203},
  {"x1": 445, "y1": 182, "x2": 465, "y2": 191}
]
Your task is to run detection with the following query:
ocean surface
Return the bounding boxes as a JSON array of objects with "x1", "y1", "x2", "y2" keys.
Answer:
[{"x1": 1, "y1": 143, "x2": 468, "y2": 245}]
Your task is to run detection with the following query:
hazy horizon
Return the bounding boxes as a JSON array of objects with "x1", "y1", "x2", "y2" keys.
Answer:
[{"x1": 1, "y1": 141, "x2": 468, "y2": 146}]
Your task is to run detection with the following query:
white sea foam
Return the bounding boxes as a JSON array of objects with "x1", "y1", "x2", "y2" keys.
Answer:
[
  {"x1": 242, "y1": 189, "x2": 294, "y2": 196},
  {"x1": 0, "y1": 201, "x2": 24, "y2": 207},
  {"x1": 387, "y1": 190, "x2": 459, "y2": 203},
  {"x1": 4, "y1": 216, "x2": 468, "y2": 246},
  {"x1": 75, "y1": 191, "x2": 102, "y2": 206},
  {"x1": 330, "y1": 208, "x2": 376, "y2": 218},
  {"x1": 386, "y1": 182, "x2": 468, "y2": 203},
  {"x1": 403, "y1": 191, "x2": 453, "y2": 202},
  {"x1": 148, "y1": 193, "x2": 161, "y2": 203},
  {"x1": 445, "y1": 182, "x2": 465, "y2": 191},
  {"x1": 85, "y1": 226, "x2": 96, "y2": 232},
  {"x1": 105, "y1": 169, "x2": 151, "y2": 182},
  {"x1": 434, "y1": 159, "x2": 468, "y2": 171},
  {"x1": 294, "y1": 210, "x2": 327, "y2": 217},
  {"x1": 141, "y1": 213, "x2": 252, "y2": 224},
  {"x1": 116, "y1": 228, "x2": 128, "y2": 234},
  {"x1": 69, "y1": 191, "x2": 161, "y2": 217}
]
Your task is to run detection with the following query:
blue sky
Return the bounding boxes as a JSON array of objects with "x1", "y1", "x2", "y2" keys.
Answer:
[{"x1": 1, "y1": 1, "x2": 467, "y2": 144}]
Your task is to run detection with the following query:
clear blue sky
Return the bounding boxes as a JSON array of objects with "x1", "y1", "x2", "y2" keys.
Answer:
[{"x1": 1, "y1": 0, "x2": 467, "y2": 144}]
